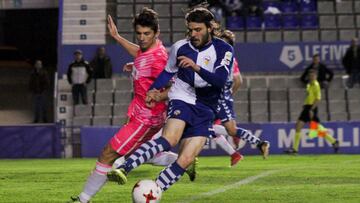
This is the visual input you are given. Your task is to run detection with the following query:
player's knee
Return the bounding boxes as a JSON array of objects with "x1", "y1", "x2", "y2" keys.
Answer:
[
  {"x1": 177, "y1": 154, "x2": 195, "y2": 168},
  {"x1": 227, "y1": 127, "x2": 238, "y2": 137},
  {"x1": 98, "y1": 144, "x2": 118, "y2": 165},
  {"x1": 162, "y1": 136, "x2": 179, "y2": 147}
]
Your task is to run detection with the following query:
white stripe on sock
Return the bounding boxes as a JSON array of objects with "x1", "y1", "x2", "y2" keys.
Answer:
[
  {"x1": 161, "y1": 173, "x2": 171, "y2": 184},
  {"x1": 156, "y1": 179, "x2": 166, "y2": 190},
  {"x1": 145, "y1": 151, "x2": 151, "y2": 160},
  {"x1": 166, "y1": 167, "x2": 177, "y2": 179}
]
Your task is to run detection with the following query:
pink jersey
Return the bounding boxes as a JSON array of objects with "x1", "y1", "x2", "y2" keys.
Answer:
[
  {"x1": 127, "y1": 40, "x2": 168, "y2": 126},
  {"x1": 233, "y1": 58, "x2": 240, "y2": 75}
]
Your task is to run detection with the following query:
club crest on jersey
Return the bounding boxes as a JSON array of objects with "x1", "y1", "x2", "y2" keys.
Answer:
[
  {"x1": 204, "y1": 56, "x2": 211, "y2": 65},
  {"x1": 174, "y1": 110, "x2": 181, "y2": 116},
  {"x1": 221, "y1": 51, "x2": 233, "y2": 66}
]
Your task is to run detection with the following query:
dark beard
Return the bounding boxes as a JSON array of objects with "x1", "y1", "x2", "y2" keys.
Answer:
[{"x1": 191, "y1": 31, "x2": 210, "y2": 48}]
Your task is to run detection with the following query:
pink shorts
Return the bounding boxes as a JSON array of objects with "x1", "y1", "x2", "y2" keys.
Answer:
[{"x1": 110, "y1": 118, "x2": 163, "y2": 156}]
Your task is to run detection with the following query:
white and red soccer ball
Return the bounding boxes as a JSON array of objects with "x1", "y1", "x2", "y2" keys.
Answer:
[{"x1": 132, "y1": 180, "x2": 162, "y2": 203}]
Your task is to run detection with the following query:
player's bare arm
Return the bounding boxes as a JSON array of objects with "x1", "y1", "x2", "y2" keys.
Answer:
[
  {"x1": 107, "y1": 15, "x2": 139, "y2": 57},
  {"x1": 231, "y1": 73, "x2": 242, "y2": 94},
  {"x1": 145, "y1": 88, "x2": 170, "y2": 108},
  {"x1": 152, "y1": 88, "x2": 170, "y2": 102}
]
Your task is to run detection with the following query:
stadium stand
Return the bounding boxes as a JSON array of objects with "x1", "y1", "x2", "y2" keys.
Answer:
[
  {"x1": 62, "y1": 0, "x2": 107, "y2": 44},
  {"x1": 54, "y1": 0, "x2": 360, "y2": 158},
  {"x1": 100, "y1": 0, "x2": 360, "y2": 44},
  {"x1": 57, "y1": 0, "x2": 360, "y2": 127}
]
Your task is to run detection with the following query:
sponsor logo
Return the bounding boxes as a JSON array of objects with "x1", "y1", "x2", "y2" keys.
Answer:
[
  {"x1": 174, "y1": 110, "x2": 181, "y2": 116},
  {"x1": 280, "y1": 46, "x2": 303, "y2": 69},
  {"x1": 221, "y1": 51, "x2": 233, "y2": 66}
]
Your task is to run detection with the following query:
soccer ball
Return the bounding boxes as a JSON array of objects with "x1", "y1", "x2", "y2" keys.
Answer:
[{"x1": 132, "y1": 180, "x2": 162, "y2": 203}]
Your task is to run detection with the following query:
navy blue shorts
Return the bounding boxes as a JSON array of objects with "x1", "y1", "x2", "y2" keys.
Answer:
[
  {"x1": 215, "y1": 98, "x2": 236, "y2": 123},
  {"x1": 167, "y1": 99, "x2": 215, "y2": 139}
]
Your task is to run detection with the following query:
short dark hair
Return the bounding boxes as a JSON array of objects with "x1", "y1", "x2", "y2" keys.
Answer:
[
  {"x1": 133, "y1": 7, "x2": 159, "y2": 33},
  {"x1": 220, "y1": 30, "x2": 235, "y2": 46},
  {"x1": 313, "y1": 54, "x2": 319, "y2": 58},
  {"x1": 185, "y1": 7, "x2": 215, "y2": 28}
]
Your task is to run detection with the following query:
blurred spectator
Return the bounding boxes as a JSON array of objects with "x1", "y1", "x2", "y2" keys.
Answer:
[
  {"x1": 67, "y1": 49, "x2": 92, "y2": 105},
  {"x1": 189, "y1": 0, "x2": 225, "y2": 22},
  {"x1": 301, "y1": 54, "x2": 334, "y2": 89},
  {"x1": 342, "y1": 38, "x2": 360, "y2": 88},
  {"x1": 29, "y1": 60, "x2": 49, "y2": 123},
  {"x1": 90, "y1": 47, "x2": 112, "y2": 79},
  {"x1": 222, "y1": 0, "x2": 243, "y2": 17},
  {"x1": 241, "y1": 0, "x2": 263, "y2": 18}
]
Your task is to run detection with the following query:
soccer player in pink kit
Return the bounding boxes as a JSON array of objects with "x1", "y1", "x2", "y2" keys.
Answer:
[{"x1": 69, "y1": 8, "x2": 169, "y2": 203}]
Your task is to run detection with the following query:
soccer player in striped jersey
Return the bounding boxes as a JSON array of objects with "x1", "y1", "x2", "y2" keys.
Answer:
[
  {"x1": 212, "y1": 29, "x2": 270, "y2": 160},
  {"x1": 107, "y1": 7, "x2": 235, "y2": 192},
  {"x1": 285, "y1": 69, "x2": 339, "y2": 154},
  {"x1": 69, "y1": 8, "x2": 169, "y2": 203}
]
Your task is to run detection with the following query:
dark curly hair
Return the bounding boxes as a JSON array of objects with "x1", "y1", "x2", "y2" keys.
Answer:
[
  {"x1": 133, "y1": 7, "x2": 159, "y2": 33},
  {"x1": 185, "y1": 7, "x2": 215, "y2": 29},
  {"x1": 220, "y1": 30, "x2": 235, "y2": 46}
]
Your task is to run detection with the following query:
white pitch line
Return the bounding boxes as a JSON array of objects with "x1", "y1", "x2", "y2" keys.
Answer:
[{"x1": 178, "y1": 170, "x2": 281, "y2": 203}]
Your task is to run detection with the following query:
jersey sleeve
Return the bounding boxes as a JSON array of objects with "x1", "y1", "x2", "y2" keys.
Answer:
[
  {"x1": 164, "y1": 41, "x2": 182, "y2": 73},
  {"x1": 149, "y1": 41, "x2": 185, "y2": 90},
  {"x1": 151, "y1": 50, "x2": 168, "y2": 78},
  {"x1": 214, "y1": 43, "x2": 234, "y2": 75},
  {"x1": 197, "y1": 41, "x2": 234, "y2": 89}
]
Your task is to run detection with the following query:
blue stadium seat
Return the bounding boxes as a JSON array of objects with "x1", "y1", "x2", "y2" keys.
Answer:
[
  {"x1": 300, "y1": 0, "x2": 317, "y2": 13},
  {"x1": 264, "y1": 14, "x2": 281, "y2": 30},
  {"x1": 246, "y1": 16, "x2": 262, "y2": 30},
  {"x1": 301, "y1": 14, "x2": 318, "y2": 29},
  {"x1": 226, "y1": 16, "x2": 245, "y2": 30},
  {"x1": 282, "y1": 14, "x2": 299, "y2": 29},
  {"x1": 281, "y1": 1, "x2": 298, "y2": 14}
]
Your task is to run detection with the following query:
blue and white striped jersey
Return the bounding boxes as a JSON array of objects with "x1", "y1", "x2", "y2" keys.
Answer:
[{"x1": 151, "y1": 37, "x2": 234, "y2": 110}]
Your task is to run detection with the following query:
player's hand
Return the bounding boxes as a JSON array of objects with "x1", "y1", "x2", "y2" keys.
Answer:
[
  {"x1": 107, "y1": 15, "x2": 119, "y2": 39},
  {"x1": 177, "y1": 56, "x2": 200, "y2": 72},
  {"x1": 145, "y1": 89, "x2": 159, "y2": 108},
  {"x1": 123, "y1": 62, "x2": 134, "y2": 72},
  {"x1": 145, "y1": 97, "x2": 155, "y2": 108},
  {"x1": 147, "y1": 89, "x2": 161, "y2": 101}
]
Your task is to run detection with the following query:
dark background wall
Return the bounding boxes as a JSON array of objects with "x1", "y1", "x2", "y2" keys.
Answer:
[
  {"x1": 0, "y1": 8, "x2": 58, "y2": 66},
  {"x1": 0, "y1": 8, "x2": 58, "y2": 123}
]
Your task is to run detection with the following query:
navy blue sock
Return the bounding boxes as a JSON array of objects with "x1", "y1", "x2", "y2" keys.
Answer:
[
  {"x1": 236, "y1": 127, "x2": 261, "y2": 145},
  {"x1": 119, "y1": 137, "x2": 171, "y2": 174},
  {"x1": 155, "y1": 161, "x2": 185, "y2": 191}
]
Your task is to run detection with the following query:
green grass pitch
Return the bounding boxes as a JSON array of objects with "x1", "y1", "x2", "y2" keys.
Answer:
[{"x1": 1, "y1": 155, "x2": 360, "y2": 203}]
